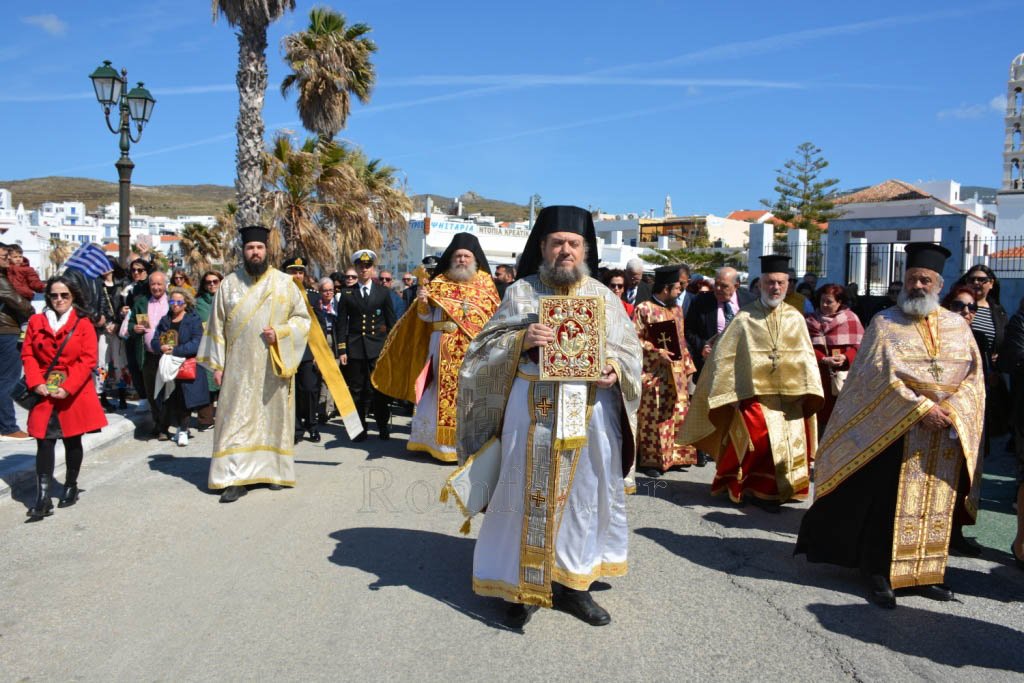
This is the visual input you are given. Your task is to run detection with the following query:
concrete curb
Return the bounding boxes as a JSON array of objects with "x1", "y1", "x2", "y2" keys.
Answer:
[{"x1": 0, "y1": 405, "x2": 150, "y2": 500}]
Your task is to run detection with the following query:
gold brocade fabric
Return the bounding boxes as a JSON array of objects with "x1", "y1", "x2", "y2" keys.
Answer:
[
  {"x1": 813, "y1": 308, "x2": 985, "y2": 520},
  {"x1": 372, "y1": 270, "x2": 499, "y2": 445},
  {"x1": 678, "y1": 300, "x2": 823, "y2": 462},
  {"x1": 197, "y1": 268, "x2": 310, "y2": 489}
]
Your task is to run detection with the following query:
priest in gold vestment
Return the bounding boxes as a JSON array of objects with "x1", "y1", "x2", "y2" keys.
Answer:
[
  {"x1": 678, "y1": 254, "x2": 823, "y2": 508},
  {"x1": 796, "y1": 243, "x2": 984, "y2": 608},
  {"x1": 451, "y1": 206, "x2": 642, "y2": 630},
  {"x1": 197, "y1": 226, "x2": 311, "y2": 503},
  {"x1": 634, "y1": 264, "x2": 698, "y2": 476},
  {"x1": 372, "y1": 233, "x2": 499, "y2": 462}
]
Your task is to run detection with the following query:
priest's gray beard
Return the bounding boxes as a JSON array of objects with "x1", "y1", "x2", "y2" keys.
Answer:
[
  {"x1": 539, "y1": 259, "x2": 590, "y2": 287},
  {"x1": 447, "y1": 259, "x2": 477, "y2": 282},
  {"x1": 897, "y1": 289, "x2": 940, "y2": 318},
  {"x1": 243, "y1": 255, "x2": 269, "y2": 277},
  {"x1": 760, "y1": 291, "x2": 784, "y2": 309}
]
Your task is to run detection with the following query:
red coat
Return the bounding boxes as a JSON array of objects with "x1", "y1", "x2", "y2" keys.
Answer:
[{"x1": 22, "y1": 310, "x2": 108, "y2": 439}]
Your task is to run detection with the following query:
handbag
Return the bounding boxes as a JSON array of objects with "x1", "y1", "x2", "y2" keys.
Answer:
[
  {"x1": 176, "y1": 358, "x2": 197, "y2": 381},
  {"x1": 829, "y1": 369, "x2": 848, "y2": 396},
  {"x1": 11, "y1": 318, "x2": 81, "y2": 411}
]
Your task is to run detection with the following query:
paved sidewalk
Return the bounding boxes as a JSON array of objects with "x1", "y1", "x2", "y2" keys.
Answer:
[{"x1": 0, "y1": 401, "x2": 149, "y2": 499}]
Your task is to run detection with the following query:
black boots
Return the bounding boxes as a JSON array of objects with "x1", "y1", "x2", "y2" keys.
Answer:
[
  {"x1": 27, "y1": 474, "x2": 54, "y2": 519},
  {"x1": 59, "y1": 469, "x2": 80, "y2": 508},
  {"x1": 117, "y1": 388, "x2": 128, "y2": 410},
  {"x1": 551, "y1": 584, "x2": 611, "y2": 626}
]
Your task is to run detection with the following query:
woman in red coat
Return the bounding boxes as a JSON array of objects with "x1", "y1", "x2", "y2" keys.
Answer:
[{"x1": 23, "y1": 276, "x2": 108, "y2": 519}]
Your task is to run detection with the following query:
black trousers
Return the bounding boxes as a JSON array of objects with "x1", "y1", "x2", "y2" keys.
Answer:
[
  {"x1": 342, "y1": 356, "x2": 389, "y2": 430},
  {"x1": 142, "y1": 352, "x2": 161, "y2": 424},
  {"x1": 296, "y1": 360, "x2": 320, "y2": 430}
]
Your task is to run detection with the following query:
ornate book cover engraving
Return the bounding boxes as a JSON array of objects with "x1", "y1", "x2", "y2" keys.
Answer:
[{"x1": 538, "y1": 296, "x2": 605, "y2": 381}]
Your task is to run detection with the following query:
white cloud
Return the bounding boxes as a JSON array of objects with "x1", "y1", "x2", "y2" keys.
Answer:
[
  {"x1": 22, "y1": 14, "x2": 68, "y2": 37},
  {"x1": 937, "y1": 94, "x2": 1005, "y2": 120}
]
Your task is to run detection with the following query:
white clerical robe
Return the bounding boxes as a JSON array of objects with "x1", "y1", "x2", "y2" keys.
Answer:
[
  {"x1": 197, "y1": 267, "x2": 310, "y2": 489},
  {"x1": 455, "y1": 275, "x2": 642, "y2": 607},
  {"x1": 409, "y1": 305, "x2": 455, "y2": 461}
]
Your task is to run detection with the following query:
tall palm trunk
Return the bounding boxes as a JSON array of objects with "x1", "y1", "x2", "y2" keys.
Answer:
[{"x1": 234, "y1": 19, "x2": 269, "y2": 228}]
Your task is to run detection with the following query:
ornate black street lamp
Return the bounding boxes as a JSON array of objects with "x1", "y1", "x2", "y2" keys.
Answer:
[{"x1": 89, "y1": 60, "x2": 156, "y2": 267}]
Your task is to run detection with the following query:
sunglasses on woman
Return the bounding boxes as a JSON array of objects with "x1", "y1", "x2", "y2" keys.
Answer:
[
  {"x1": 608, "y1": 283, "x2": 625, "y2": 290},
  {"x1": 948, "y1": 301, "x2": 978, "y2": 313},
  {"x1": 204, "y1": 279, "x2": 220, "y2": 286},
  {"x1": 48, "y1": 292, "x2": 72, "y2": 300},
  {"x1": 967, "y1": 276, "x2": 991, "y2": 285},
  {"x1": 169, "y1": 300, "x2": 187, "y2": 307}
]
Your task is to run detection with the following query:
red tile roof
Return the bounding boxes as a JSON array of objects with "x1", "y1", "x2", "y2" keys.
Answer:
[
  {"x1": 726, "y1": 210, "x2": 772, "y2": 222},
  {"x1": 991, "y1": 246, "x2": 1024, "y2": 258}
]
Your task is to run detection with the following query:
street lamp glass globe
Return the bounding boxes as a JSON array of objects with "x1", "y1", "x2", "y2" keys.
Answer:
[
  {"x1": 89, "y1": 60, "x2": 121, "y2": 106},
  {"x1": 126, "y1": 82, "x2": 156, "y2": 124}
]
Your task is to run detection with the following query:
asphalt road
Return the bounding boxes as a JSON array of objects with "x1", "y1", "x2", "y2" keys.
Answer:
[{"x1": 1, "y1": 416, "x2": 1022, "y2": 681}]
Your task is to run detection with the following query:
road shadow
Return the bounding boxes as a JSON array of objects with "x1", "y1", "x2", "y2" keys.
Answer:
[
  {"x1": 147, "y1": 454, "x2": 216, "y2": 494},
  {"x1": 807, "y1": 602, "x2": 1024, "y2": 673},
  {"x1": 327, "y1": 527, "x2": 513, "y2": 632},
  {"x1": 701, "y1": 509, "x2": 803, "y2": 535},
  {"x1": 634, "y1": 526, "x2": 865, "y2": 600},
  {"x1": 944, "y1": 563, "x2": 1024, "y2": 604}
]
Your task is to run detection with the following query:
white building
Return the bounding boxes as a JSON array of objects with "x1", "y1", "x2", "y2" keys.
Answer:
[
  {"x1": 0, "y1": 189, "x2": 29, "y2": 232},
  {"x1": 997, "y1": 52, "x2": 1024, "y2": 239}
]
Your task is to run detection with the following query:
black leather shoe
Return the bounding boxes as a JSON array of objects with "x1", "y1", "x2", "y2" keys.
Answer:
[
  {"x1": 58, "y1": 483, "x2": 79, "y2": 508},
  {"x1": 949, "y1": 529, "x2": 983, "y2": 557},
  {"x1": 268, "y1": 484, "x2": 282, "y2": 491},
  {"x1": 353, "y1": 431, "x2": 367, "y2": 443},
  {"x1": 748, "y1": 496, "x2": 782, "y2": 514},
  {"x1": 308, "y1": 428, "x2": 321, "y2": 443},
  {"x1": 1011, "y1": 545, "x2": 1024, "y2": 570},
  {"x1": 642, "y1": 468, "x2": 662, "y2": 478},
  {"x1": 911, "y1": 583, "x2": 954, "y2": 602},
  {"x1": 379, "y1": 426, "x2": 390, "y2": 441},
  {"x1": 552, "y1": 587, "x2": 611, "y2": 626},
  {"x1": 696, "y1": 451, "x2": 710, "y2": 467},
  {"x1": 219, "y1": 485, "x2": 247, "y2": 503},
  {"x1": 27, "y1": 474, "x2": 54, "y2": 519},
  {"x1": 294, "y1": 432, "x2": 304, "y2": 444},
  {"x1": 868, "y1": 574, "x2": 896, "y2": 609},
  {"x1": 505, "y1": 602, "x2": 540, "y2": 629}
]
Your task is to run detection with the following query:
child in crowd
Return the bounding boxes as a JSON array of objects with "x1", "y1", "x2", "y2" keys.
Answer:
[{"x1": 6, "y1": 244, "x2": 45, "y2": 300}]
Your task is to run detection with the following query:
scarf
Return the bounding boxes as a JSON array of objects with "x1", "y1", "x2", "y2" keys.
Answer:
[
  {"x1": 45, "y1": 308, "x2": 73, "y2": 333},
  {"x1": 807, "y1": 307, "x2": 865, "y2": 349}
]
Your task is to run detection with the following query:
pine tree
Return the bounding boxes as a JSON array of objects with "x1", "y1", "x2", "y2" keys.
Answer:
[{"x1": 761, "y1": 142, "x2": 843, "y2": 240}]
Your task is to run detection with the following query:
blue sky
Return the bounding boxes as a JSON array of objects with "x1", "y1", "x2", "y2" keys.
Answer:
[{"x1": 1, "y1": 0, "x2": 1021, "y2": 215}]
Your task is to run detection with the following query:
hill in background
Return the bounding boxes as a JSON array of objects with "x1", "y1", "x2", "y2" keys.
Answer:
[
  {"x1": 0, "y1": 176, "x2": 236, "y2": 217},
  {"x1": 410, "y1": 191, "x2": 530, "y2": 222},
  {"x1": 0, "y1": 177, "x2": 533, "y2": 222}
]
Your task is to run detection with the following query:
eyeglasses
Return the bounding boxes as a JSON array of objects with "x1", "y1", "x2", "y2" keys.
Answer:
[
  {"x1": 203, "y1": 279, "x2": 220, "y2": 286},
  {"x1": 131, "y1": 267, "x2": 146, "y2": 273},
  {"x1": 380, "y1": 277, "x2": 392, "y2": 282},
  {"x1": 48, "y1": 292, "x2": 71, "y2": 300},
  {"x1": 169, "y1": 300, "x2": 186, "y2": 307},
  {"x1": 967, "y1": 276, "x2": 991, "y2": 285},
  {"x1": 608, "y1": 283, "x2": 625, "y2": 290},
  {"x1": 355, "y1": 263, "x2": 372, "y2": 269},
  {"x1": 321, "y1": 288, "x2": 335, "y2": 293},
  {"x1": 949, "y1": 301, "x2": 978, "y2": 313},
  {"x1": 344, "y1": 275, "x2": 357, "y2": 280},
  {"x1": 402, "y1": 277, "x2": 413, "y2": 282},
  {"x1": 172, "y1": 275, "x2": 185, "y2": 281}
]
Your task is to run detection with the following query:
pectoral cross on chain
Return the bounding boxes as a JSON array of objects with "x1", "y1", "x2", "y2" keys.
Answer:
[
  {"x1": 768, "y1": 350, "x2": 780, "y2": 372},
  {"x1": 928, "y1": 359, "x2": 943, "y2": 382},
  {"x1": 462, "y1": 300, "x2": 470, "y2": 316}
]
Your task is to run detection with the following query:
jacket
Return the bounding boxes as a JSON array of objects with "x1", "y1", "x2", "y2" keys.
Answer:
[
  {"x1": 22, "y1": 310, "x2": 108, "y2": 439},
  {"x1": 6, "y1": 262, "x2": 46, "y2": 299},
  {"x1": 0, "y1": 272, "x2": 32, "y2": 334},
  {"x1": 336, "y1": 281, "x2": 396, "y2": 360},
  {"x1": 151, "y1": 310, "x2": 210, "y2": 410},
  {"x1": 684, "y1": 289, "x2": 756, "y2": 374}
]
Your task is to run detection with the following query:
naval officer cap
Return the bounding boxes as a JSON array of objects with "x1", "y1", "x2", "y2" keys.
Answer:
[
  {"x1": 352, "y1": 249, "x2": 377, "y2": 266},
  {"x1": 282, "y1": 254, "x2": 306, "y2": 271}
]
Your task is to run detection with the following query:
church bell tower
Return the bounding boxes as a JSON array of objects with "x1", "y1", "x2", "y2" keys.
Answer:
[{"x1": 997, "y1": 54, "x2": 1024, "y2": 238}]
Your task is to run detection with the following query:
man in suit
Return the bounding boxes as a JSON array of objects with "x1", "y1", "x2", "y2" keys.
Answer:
[
  {"x1": 684, "y1": 266, "x2": 755, "y2": 377},
  {"x1": 337, "y1": 249, "x2": 397, "y2": 441},
  {"x1": 622, "y1": 258, "x2": 652, "y2": 307}
]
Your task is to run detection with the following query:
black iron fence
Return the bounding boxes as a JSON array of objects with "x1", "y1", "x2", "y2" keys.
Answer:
[
  {"x1": 845, "y1": 241, "x2": 907, "y2": 296},
  {"x1": 972, "y1": 236, "x2": 1024, "y2": 278},
  {"x1": 770, "y1": 240, "x2": 826, "y2": 278}
]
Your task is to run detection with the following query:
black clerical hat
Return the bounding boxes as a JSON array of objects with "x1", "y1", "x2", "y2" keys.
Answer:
[
  {"x1": 516, "y1": 205, "x2": 600, "y2": 279},
  {"x1": 653, "y1": 264, "x2": 681, "y2": 291},
  {"x1": 238, "y1": 225, "x2": 269, "y2": 245},
  {"x1": 435, "y1": 232, "x2": 490, "y2": 276},
  {"x1": 760, "y1": 254, "x2": 790, "y2": 275},
  {"x1": 904, "y1": 242, "x2": 951, "y2": 274}
]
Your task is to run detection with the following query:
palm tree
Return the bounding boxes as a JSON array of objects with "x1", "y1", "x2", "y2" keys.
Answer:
[
  {"x1": 212, "y1": 0, "x2": 297, "y2": 227},
  {"x1": 280, "y1": 7, "x2": 377, "y2": 140},
  {"x1": 212, "y1": 202, "x2": 239, "y2": 272},
  {"x1": 179, "y1": 223, "x2": 222, "y2": 275},
  {"x1": 47, "y1": 237, "x2": 74, "y2": 275}
]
